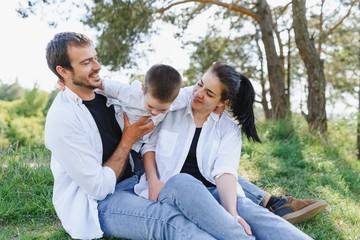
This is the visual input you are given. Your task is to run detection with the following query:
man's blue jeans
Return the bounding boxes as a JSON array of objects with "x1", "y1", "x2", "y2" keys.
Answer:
[{"x1": 98, "y1": 174, "x2": 312, "y2": 239}]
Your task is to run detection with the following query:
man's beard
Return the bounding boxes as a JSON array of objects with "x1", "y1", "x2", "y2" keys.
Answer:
[{"x1": 72, "y1": 74, "x2": 99, "y2": 90}]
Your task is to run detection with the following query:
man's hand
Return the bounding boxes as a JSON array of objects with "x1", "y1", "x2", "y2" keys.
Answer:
[
  {"x1": 148, "y1": 178, "x2": 164, "y2": 202},
  {"x1": 104, "y1": 113, "x2": 155, "y2": 179},
  {"x1": 120, "y1": 113, "x2": 155, "y2": 148}
]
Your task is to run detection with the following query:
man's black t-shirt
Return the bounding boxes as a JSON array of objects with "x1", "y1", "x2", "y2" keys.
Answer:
[
  {"x1": 180, "y1": 128, "x2": 215, "y2": 187},
  {"x1": 83, "y1": 93, "x2": 132, "y2": 181}
]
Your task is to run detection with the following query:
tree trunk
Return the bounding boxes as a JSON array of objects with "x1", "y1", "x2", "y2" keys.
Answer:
[
  {"x1": 256, "y1": 0, "x2": 288, "y2": 119},
  {"x1": 286, "y1": 28, "x2": 291, "y2": 108},
  {"x1": 255, "y1": 29, "x2": 271, "y2": 119},
  {"x1": 357, "y1": 80, "x2": 360, "y2": 160},
  {"x1": 292, "y1": 0, "x2": 328, "y2": 135}
]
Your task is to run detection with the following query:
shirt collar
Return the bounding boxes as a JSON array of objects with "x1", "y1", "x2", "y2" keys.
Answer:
[
  {"x1": 63, "y1": 88, "x2": 109, "y2": 105},
  {"x1": 63, "y1": 87, "x2": 83, "y2": 104}
]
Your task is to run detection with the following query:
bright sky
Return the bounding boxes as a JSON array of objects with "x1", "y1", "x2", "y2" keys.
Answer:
[
  {"x1": 0, "y1": 2, "x2": 83, "y2": 92},
  {"x1": 0, "y1": 1, "x2": 194, "y2": 92}
]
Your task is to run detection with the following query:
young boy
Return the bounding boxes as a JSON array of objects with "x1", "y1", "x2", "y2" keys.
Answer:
[{"x1": 101, "y1": 64, "x2": 192, "y2": 153}]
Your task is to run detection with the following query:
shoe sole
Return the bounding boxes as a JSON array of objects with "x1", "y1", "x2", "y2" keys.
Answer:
[{"x1": 282, "y1": 200, "x2": 327, "y2": 224}]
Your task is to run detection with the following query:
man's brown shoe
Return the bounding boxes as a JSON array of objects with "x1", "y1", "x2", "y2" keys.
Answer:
[{"x1": 269, "y1": 196, "x2": 327, "y2": 224}]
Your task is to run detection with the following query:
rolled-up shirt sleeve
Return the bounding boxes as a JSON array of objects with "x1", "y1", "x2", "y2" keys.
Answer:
[
  {"x1": 140, "y1": 122, "x2": 162, "y2": 156},
  {"x1": 45, "y1": 109, "x2": 116, "y2": 201},
  {"x1": 211, "y1": 124, "x2": 242, "y2": 179}
]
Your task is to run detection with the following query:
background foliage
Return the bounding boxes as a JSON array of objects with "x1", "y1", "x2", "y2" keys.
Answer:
[
  {"x1": 16, "y1": 0, "x2": 359, "y2": 138},
  {"x1": 0, "y1": 83, "x2": 57, "y2": 148},
  {"x1": 1, "y1": 0, "x2": 359, "y2": 238}
]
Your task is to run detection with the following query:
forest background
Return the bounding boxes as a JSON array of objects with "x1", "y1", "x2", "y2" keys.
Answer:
[{"x1": 0, "y1": 0, "x2": 359, "y2": 239}]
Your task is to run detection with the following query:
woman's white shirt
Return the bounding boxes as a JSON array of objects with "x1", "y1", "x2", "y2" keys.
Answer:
[{"x1": 135, "y1": 101, "x2": 245, "y2": 198}]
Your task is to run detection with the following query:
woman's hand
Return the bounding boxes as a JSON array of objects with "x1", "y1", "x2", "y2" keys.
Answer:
[{"x1": 234, "y1": 214, "x2": 252, "y2": 236}]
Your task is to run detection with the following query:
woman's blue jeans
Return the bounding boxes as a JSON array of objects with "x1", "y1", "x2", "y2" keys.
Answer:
[{"x1": 98, "y1": 174, "x2": 312, "y2": 240}]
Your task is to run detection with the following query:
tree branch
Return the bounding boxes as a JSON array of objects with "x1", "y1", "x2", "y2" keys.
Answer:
[
  {"x1": 158, "y1": 0, "x2": 260, "y2": 22},
  {"x1": 327, "y1": 2, "x2": 355, "y2": 37}
]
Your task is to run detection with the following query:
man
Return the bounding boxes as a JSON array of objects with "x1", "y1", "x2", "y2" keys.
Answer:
[
  {"x1": 46, "y1": 31, "x2": 251, "y2": 239},
  {"x1": 45, "y1": 32, "x2": 325, "y2": 239}
]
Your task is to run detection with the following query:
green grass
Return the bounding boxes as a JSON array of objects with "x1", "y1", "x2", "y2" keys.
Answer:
[
  {"x1": 1, "y1": 116, "x2": 359, "y2": 239},
  {"x1": 240, "y1": 116, "x2": 360, "y2": 240}
]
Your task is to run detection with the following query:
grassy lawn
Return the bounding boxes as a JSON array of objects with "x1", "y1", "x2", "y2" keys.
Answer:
[{"x1": 1, "y1": 116, "x2": 359, "y2": 239}]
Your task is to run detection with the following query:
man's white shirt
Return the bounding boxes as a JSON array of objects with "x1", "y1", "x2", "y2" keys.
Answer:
[{"x1": 45, "y1": 88, "x2": 119, "y2": 239}]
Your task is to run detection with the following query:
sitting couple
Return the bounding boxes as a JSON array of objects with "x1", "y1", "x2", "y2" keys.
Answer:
[{"x1": 45, "y1": 32, "x2": 326, "y2": 239}]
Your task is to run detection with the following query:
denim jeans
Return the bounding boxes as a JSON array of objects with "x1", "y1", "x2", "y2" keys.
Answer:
[
  {"x1": 237, "y1": 175, "x2": 268, "y2": 205},
  {"x1": 208, "y1": 186, "x2": 313, "y2": 240},
  {"x1": 98, "y1": 166, "x2": 311, "y2": 239},
  {"x1": 98, "y1": 174, "x2": 255, "y2": 239}
]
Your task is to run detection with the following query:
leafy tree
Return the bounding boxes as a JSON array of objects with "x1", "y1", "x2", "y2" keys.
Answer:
[
  {"x1": 17, "y1": 0, "x2": 357, "y2": 137},
  {"x1": 12, "y1": 84, "x2": 48, "y2": 118},
  {"x1": 17, "y1": 0, "x2": 289, "y2": 119},
  {"x1": 83, "y1": 0, "x2": 157, "y2": 70},
  {"x1": 0, "y1": 85, "x2": 49, "y2": 147},
  {"x1": 7, "y1": 116, "x2": 45, "y2": 146},
  {"x1": 323, "y1": 13, "x2": 359, "y2": 96},
  {"x1": 0, "y1": 79, "x2": 25, "y2": 101},
  {"x1": 183, "y1": 28, "x2": 272, "y2": 118},
  {"x1": 0, "y1": 104, "x2": 10, "y2": 148}
]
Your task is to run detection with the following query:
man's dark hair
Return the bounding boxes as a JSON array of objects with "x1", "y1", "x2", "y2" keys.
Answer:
[
  {"x1": 144, "y1": 64, "x2": 182, "y2": 102},
  {"x1": 46, "y1": 32, "x2": 93, "y2": 80}
]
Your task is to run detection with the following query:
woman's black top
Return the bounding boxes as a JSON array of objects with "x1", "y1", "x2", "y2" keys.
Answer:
[{"x1": 180, "y1": 128, "x2": 215, "y2": 187}]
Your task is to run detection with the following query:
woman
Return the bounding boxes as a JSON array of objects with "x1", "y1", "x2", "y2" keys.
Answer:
[{"x1": 135, "y1": 62, "x2": 312, "y2": 239}]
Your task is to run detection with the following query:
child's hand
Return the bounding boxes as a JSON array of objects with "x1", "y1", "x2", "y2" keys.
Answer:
[
  {"x1": 213, "y1": 105, "x2": 225, "y2": 115},
  {"x1": 57, "y1": 79, "x2": 66, "y2": 91},
  {"x1": 97, "y1": 79, "x2": 104, "y2": 90},
  {"x1": 148, "y1": 179, "x2": 164, "y2": 202}
]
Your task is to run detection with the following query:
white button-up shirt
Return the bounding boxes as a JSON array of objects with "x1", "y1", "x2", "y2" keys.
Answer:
[
  {"x1": 135, "y1": 102, "x2": 245, "y2": 199},
  {"x1": 45, "y1": 88, "x2": 120, "y2": 239},
  {"x1": 103, "y1": 80, "x2": 192, "y2": 152}
]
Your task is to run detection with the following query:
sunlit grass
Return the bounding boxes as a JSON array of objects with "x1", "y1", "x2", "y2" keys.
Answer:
[
  {"x1": 1, "y1": 115, "x2": 359, "y2": 239},
  {"x1": 240, "y1": 115, "x2": 360, "y2": 239}
]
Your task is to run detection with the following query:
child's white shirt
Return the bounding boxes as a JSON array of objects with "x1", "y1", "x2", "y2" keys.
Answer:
[{"x1": 103, "y1": 80, "x2": 193, "y2": 152}]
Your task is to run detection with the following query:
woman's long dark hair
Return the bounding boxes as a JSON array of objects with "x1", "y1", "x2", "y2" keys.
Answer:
[{"x1": 209, "y1": 62, "x2": 261, "y2": 142}]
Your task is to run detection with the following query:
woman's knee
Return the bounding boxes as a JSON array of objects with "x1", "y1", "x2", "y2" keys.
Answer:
[{"x1": 162, "y1": 173, "x2": 203, "y2": 195}]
